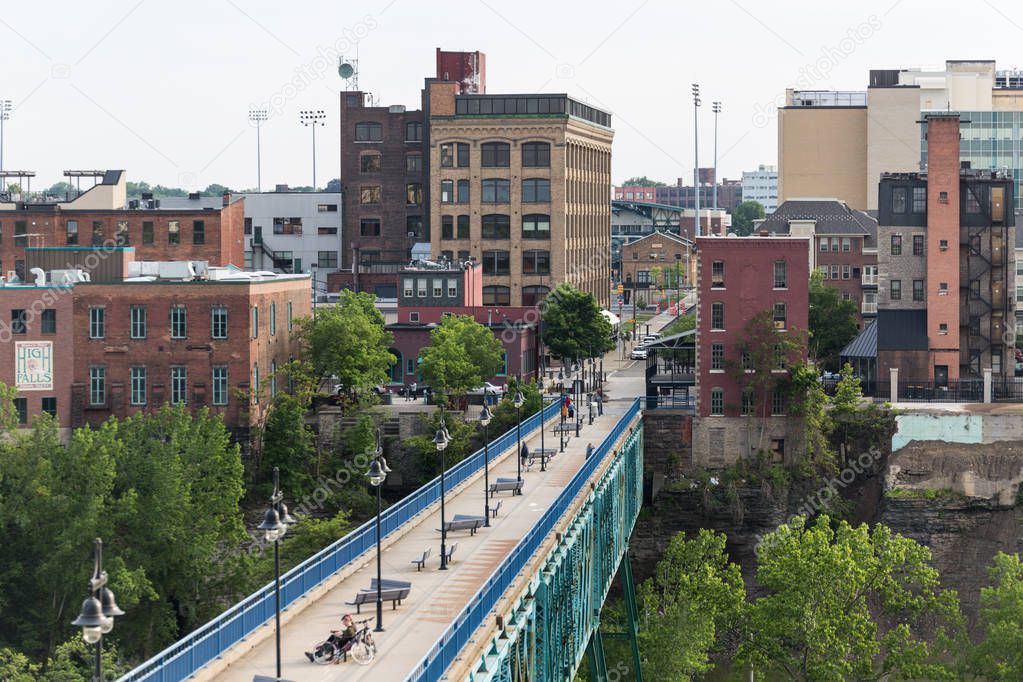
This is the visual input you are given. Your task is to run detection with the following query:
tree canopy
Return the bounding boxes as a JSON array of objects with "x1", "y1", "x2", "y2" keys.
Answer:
[
  {"x1": 972, "y1": 551, "x2": 1023, "y2": 679},
  {"x1": 296, "y1": 290, "x2": 394, "y2": 395},
  {"x1": 808, "y1": 271, "x2": 860, "y2": 371},
  {"x1": 418, "y1": 314, "x2": 504, "y2": 400},
  {"x1": 730, "y1": 200, "x2": 766, "y2": 236},
  {"x1": 620, "y1": 176, "x2": 667, "y2": 187},
  {"x1": 541, "y1": 283, "x2": 614, "y2": 360}
]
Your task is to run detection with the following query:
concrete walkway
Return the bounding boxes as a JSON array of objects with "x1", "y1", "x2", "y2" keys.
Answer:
[{"x1": 205, "y1": 384, "x2": 642, "y2": 681}]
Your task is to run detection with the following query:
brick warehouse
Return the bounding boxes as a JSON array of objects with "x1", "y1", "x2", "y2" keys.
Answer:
[
  {"x1": 692, "y1": 235, "x2": 809, "y2": 467},
  {"x1": 0, "y1": 171, "x2": 245, "y2": 280}
]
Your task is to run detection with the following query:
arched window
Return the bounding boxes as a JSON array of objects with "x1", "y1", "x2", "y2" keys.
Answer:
[
  {"x1": 522, "y1": 285, "x2": 550, "y2": 306},
  {"x1": 522, "y1": 141, "x2": 551, "y2": 167},
  {"x1": 481, "y1": 214, "x2": 510, "y2": 239},
  {"x1": 522, "y1": 214, "x2": 550, "y2": 239},
  {"x1": 483, "y1": 285, "x2": 511, "y2": 305},
  {"x1": 522, "y1": 250, "x2": 550, "y2": 275},
  {"x1": 481, "y1": 142, "x2": 510, "y2": 167},
  {"x1": 389, "y1": 349, "x2": 403, "y2": 383},
  {"x1": 522, "y1": 178, "x2": 551, "y2": 202},
  {"x1": 354, "y1": 122, "x2": 383, "y2": 142}
]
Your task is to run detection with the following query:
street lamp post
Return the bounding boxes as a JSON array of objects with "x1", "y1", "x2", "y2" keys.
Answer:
[
  {"x1": 256, "y1": 466, "x2": 297, "y2": 680},
  {"x1": 712, "y1": 101, "x2": 722, "y2": 211},
  {"x1": 248, "y1": 108, "x2": 268, "y2": 192},
  {"x1": 299, "y1": 110, "x2": 326, "y2": 189},
  {"x1": 692, "y1": 84, "x2": 701, "y2": 238},
  {"x1": 479, "y1": 399, "x2": 493, "y2": 524},
  {"x1": 558, "y1": 368, "x2": 566, "y2": 453},
  {"x1": 365, "y1": 431, "x2": 390, "y2": 632},
  {"x1": 513, "y1": 389, "x2": 524, "y2": 489},
  {"x1": 72, "y1": 538, "x2": 125, "y2": 682},
  {"x1": 434, "y1": 420, "x2": 451, "y2": 569}
]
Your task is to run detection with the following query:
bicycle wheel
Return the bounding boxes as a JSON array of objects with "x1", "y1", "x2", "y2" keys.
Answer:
[{"x1": 349, "y1": 641, "x2": 374, "y2": 665}]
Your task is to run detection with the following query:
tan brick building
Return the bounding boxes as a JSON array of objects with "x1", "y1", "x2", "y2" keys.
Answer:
[
  {"x1": 426, "y1": 84, "x2": 614, "y2": 307},
  {"x1": 619, "y1": 231, "x2": 694, "y2": 304}
]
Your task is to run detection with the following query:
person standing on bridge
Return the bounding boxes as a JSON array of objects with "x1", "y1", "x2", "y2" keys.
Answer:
[{"x1": 520, "y1": 442, "x2": 530, "y2": 469}]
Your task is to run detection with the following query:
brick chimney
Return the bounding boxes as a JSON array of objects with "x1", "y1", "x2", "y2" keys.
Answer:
[{"x1": 222, "y1": 191, "x2": 231, "y2": 207}]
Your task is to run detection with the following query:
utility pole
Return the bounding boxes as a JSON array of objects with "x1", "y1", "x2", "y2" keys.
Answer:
[
  {"x1": 248, "y1": 108, "x2": 268, "y2": 192},
  {"x1": 299, "y1": 110, "x2": 326, "y2": 189},
  {"x1": 692, "y1": 84, "x2": 701, "y2": 238},
  {"x1": 712, "y1": 101, "x2": 722, "y2": 211}
]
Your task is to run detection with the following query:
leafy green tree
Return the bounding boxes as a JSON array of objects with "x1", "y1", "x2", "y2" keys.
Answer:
[
  {"x1": 634, "y1": 530, "x2": 745, "y2": 679},
  {"x1": 660, "y1": 313, "x2": 695, "y2": 338},
  {"x1": 620, "y1": 176, "x2": 666, "y2": 187},
  {"x1": 487, "y1": 378, "x2": 542, "y2": 436},
  {"x1": 731, "y1": 200, "x2": 766, "y2": 236},
  {"x1": 257, "y1": 393, "x2": 316, "y2": 499},
  {"x1": 296, "y1": 290, "x2": 394, "y2": 397},
  {"x1": 971, "y1": 552, "x2": 1023, "y2": 679},
  {"x1": 405, "y1": 411, "x2": 478, "y2": 483},
  {"x1": 739, "y1": 515, "x2": 964, "y2": 681},
  {"x1": 418, "y1": 315, "x2": 503, "y2": 403},
  {"x1": 541, "y1": 283, "x2": 615, "y2": 361},
  {"x1": 44, "y1": 182, "x2": 76, "y2": 199},
  {"x1": 808, "y1": 271, "x2": 859, "y2": 371}
]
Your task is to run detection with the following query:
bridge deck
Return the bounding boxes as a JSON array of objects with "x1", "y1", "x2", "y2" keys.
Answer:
[{"x1": 205, "y1": 367, "x2": 646, "y2": 681}]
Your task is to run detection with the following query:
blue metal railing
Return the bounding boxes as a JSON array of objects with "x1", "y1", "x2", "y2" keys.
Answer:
[
  {"x1": 404, "y1": 398, "x2": 642, "y2": 682},
  {"x1": 118, "y1": 400, "x2": 561, "y2": 682}
]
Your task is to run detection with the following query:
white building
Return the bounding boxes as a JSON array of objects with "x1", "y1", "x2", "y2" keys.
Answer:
[
  {"x1": 241, "y1": 189, "x2": 342, "y2": 286},
  {"x1": 741, "y1": 164, "x2": 778, "y2": 213}
]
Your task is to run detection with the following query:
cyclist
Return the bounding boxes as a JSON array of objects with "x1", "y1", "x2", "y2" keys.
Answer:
[{"x1": 306, "y1": 613, "x2": 357, "y2": 663}]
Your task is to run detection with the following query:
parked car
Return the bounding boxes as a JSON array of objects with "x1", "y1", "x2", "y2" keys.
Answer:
[
  {"x1": 469, "y1": 382, "x2": 506, "y2": 395},
  {"x1": 630, "y1": 348, "x2": 648, "y2": 360}
]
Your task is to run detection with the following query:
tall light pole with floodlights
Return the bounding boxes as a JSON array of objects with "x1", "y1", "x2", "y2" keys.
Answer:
[
  {"x1": 365, "y1": 429, "x2": 390, "y2": 632},
  {"x1": 248, "y1": 108, "x2": 268, "y2": 192},
  {"x1": 479, "y1": 399, "x2": 493, "y2": 524},
  {"x1": 692, "y1": 84, "x2": 701, "y2": 237},
  {"x1": 72, "y1": 538, "x2": 125, "y2": 682},
  {"x1": 513, "y1": 389, "x2": 525, "y2": 489},
  {"x1": 434, "y1": 419, "x2": 451, "y2": 569},
  {"x1": 256, "y1": 466, "x2": 297, "y2": 681},
  {"x1": 299, "y1": 109, "x2": 326, "y2": 189},
  {"x1": 712, "y1": 101, "x2": 722, "y2": 211}
]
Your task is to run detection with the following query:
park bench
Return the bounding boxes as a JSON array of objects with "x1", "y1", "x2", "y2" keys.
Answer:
[
  {"x1": 346, "y1": 586, "x2": 410, "y2": 613},
  {"x1": 410, "y1": 548, "x2": 431, "y2": 571},
  {"x1": 489, "y1": 477, "x2": 523, "y2": 496},
  {"x1": 488, "y1": 500, "x2": 503, "y2": 519},
  {"x1": 438, "y1": 515, "x2": 483, "y2": 535},
  {"x1": 528, "y1": 448, "x2": 558, "y2": 470},
  {"x1": 442, "y1": 542, "x2": 458, "y2": 565},
  {"x1": 370, "y1": 578, "x2": 412, "y2": 591}
]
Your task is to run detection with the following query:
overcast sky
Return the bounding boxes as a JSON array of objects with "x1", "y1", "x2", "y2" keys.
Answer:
[{"x1": 2, "y1": 0, "x2": 1020, "y2": 192}]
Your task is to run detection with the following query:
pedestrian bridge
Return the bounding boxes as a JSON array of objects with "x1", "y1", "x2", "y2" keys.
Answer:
[{"x1": 118, "y1": 394, "x2": 645, "y2": 682}]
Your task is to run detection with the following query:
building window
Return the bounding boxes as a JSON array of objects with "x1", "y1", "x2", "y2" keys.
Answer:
[
  {"x1": 359, "y1": 218, "x2": 381, "y2": 237},
  {"x1": 91, "y1": 221, "x2": 104, "y2": 246},
  {"x1": 482, "y1": 179, "x2": 511, "y2": 203},
  {"x1": 193, "y1": 220, "x2": 205, "y2": 245},
  {"x1": 831, "y1": 237, "x2": 840, "y2": 251},
  {"x1": 252, "y1": 364, "x2": 260, "y2": 401},
  {"x1": 142, "y1": 221, "x2": 154, "y2": 245},
  {"x1": 711, "y1": 260, "x2": 725, "y2": 288},
  {"x1": 841, "y1": 237, "x2": 850, "y2": 252},
  {"x1": 710, "y1": 388, "x2": 724, "y2": 415},
  {"x1": 167, "y1": 220, "x2": 180, "y2": 245},
  {"x1": 890, "y1": 235, "x2": 902, "y2": 256},
  {"x1": 482, "y1": 250, "x2": 510, "y2": 275},
  {"x1": 405, "y1": 154, "x2": 422, "y2": 172},
  {"x1": 892, "y1": 187, "x2": 907, "y2": 213},
  {"x1": 939, "y1": 282, "x2": 948, "y2": 294},
  {"x1": 407, "y1": 215, "x2": 423, "y2": 239},
  {"x1": 441, "y1": 215, "x2": 454, "y2": 240},
  {"x1": 522, "y1": 285, "x2": 550, "y2": 306},
  {"x1": 405, "y1": 122, "x2": 422, "y2": 142},
  {"x1": 270, "y1": 302, "x2": 277, "y2": 336},
  {"x1": 890, "y1": 280, "x2": 902, "y2": 301},
  {"x1": 483, "y1": 285, "x2": 511, "y2": 305},
  {"x1": 522, "y1": 214, "x2": 551, "y2": 239},
  {"x1": 741, "y1": 351, "x2": 753, "y2": 371},
  {"x1": 773, "y1": 302, "x2": 786, "y2": 329},
  {"x1": 966, "y1": 190, "x2": 981, "y2": 214},
  {"x1": 251, "y1": 305, "x2": 259, "y2": 338},
  {"x1": 130, "y1": 367, "x2": 147, "y2": 406},
  {"x1": 994, "y1": 351, "x2": 1003, "y2": 374},
  {"x1": 417, "y1": 278, "x2": 427, "y2": 297},
  {"x1": 270, "y1": 360, "x2": 278, "y2": 398},
  {"x1": 361, "y1": 154, "x2": 382, "y2": 172},
  {"x1": 711, "y1": 302, "x2": 724, "y2": 330},
  {"x1": 637, "y1": 271, "x2": 650, "y2": 284},
  {"x1": 913, "y1": 234, "x2": 924, "y2": 256},
  {"x1": 842, "y1": 265, "x2": 851, "y2": 280},
  {"x1": 89, "y1": 367, "x2": 106, "y2": 406},
  {"x1": 938, "y1": 322, "x2": 948, "y2": 335},
  {"x1": 913, "y1": 279, "x2": 924, "y2": 302},
  {"x1": 171, "y1": 367, "x2": 187, "y2": 405},
  {"x1": 354, "y1": 122, "x2": 383, "y2": 142},
  {"x1": 775, "y1": 343, "x2": 788, "y2": 370},
  {"x1": 939, "y1": 191, "x2": 948, "y2": 203},
  {"x1": 772, "y1": 387, "x2": 786, "y2": 415},
  {"x1": 273, "y1": 217, "x2": 303, "y2": 235},
  {"x1": 522, "y1": 178, "x2": 551, "y2": 203},
  {"x1": 41, "y1": 309, "x2": 56, "y2": 334},
  {"x1": 244, "y1": 218, "x2": 252, "y2": 235},
  {"x1": 481, "y1": 214, "x2": 511, "y2": 239},
  {"x1": 819, "y1": 265, "x2": 828, "y2": 279},
  {"x1": 130, "y1": 305, "x2": 147, "y2": 339},
  {"x1": 772, "y1": 260, "x2": 787, "y2": 289},
  {"x1": 912, "y1": 186, "x2": 926, "y2": 213},
  {"x1": 457, "y1": 215, "x2": 470, "y2": 239},
  {"x1": 820, "y1": 238, "x2": 828, "y2": 252},
  {"x1": 432, "y1": 279, "x2": 443, "y2": 297},
  {"x1": 522, "y1": 141, "x2": 551, "y2": 167},
  {"x1": 360, "y1": 186, "x2": 381, "y2": 204},
  {"x1": 287, "y1": 302, "x2": 293, "y2": 332},
  {"x1": 41, "y1": 396, "x2": 56, "y2": 417},
  {"x1": 440, "y1": 179, "x2": 454, "y2": 203},
  {"x1": 13, "y1": 397, "x2": 26, "y2": 424},
  {"x1": 317, "y1": 251, "x2": 338, "y2": 268},
  {"x1": 170, "y1": 305, "x2": 187, "y2": 339},
  {"x1": 212, "y1": 367, "x2": 228, "y2": 406},
  {"x1": 741, "y1": 388, "x2": 754, "y2": 416},
  {"x1": 113, "y1": 220, "x2": 128, "y2": 246},
  {"x1": 456, "y1": 179, "x2": 470, "y2": 203},
  {"x1": 522, "y1": 249, "x2": 550, "y2": 275},
  {"x1": 481, "y1": 142, "x2": 510, "y2": 167},
  {"x1": 66, "y1": 220, "x2": 78, "y2": 244},
  {"x1": 10, "y1": 309, "x2": 26, "y2": 335},
  {"x1": 89, "y1": 307, "x2": 105, "y2": 339},
  {"x1": 211, "y1": 306, "x2": 228, "y2": 339},
  {"x1": 406, "y1": 183, "x2": 423, "y2": 205},
  {"x1": 456, "y1": 142, "x2": 470, "y2": 167},
  {"x1": 14, "y1": 221, "x2": 26, "y2": 247},
  {"x1": 711, "y1": 343, "x2": 724, "y2": 370}
]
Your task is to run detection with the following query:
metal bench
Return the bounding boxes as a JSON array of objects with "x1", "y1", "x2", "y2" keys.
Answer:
[
  {"x1": 346, "y1": 586, "x2": 410, "y2": 613},
  {"x1": 410, "y1": 548, "x2": 431, "y2": 572},
  {"x1": 488, "y1": 500, "x2": 503, "y2": 519},
  {"x1": 370, "y1": 578, "x2": 413, "y2": 590},
  {"x1": 442, "y1": 542, "x2": 458, "y2": 565},
  {"x1": 489, "y1": 477, "x2": 523, "y2": 496},
  {"x1": 438, "y1": 516, "x2": 482, "y2": 535}
]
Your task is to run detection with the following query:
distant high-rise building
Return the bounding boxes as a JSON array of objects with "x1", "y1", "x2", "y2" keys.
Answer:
[
  {"x1": 656, "y1": 177, "x2": 742, "y2": 211},
  {"x1": 742, "y1": 164, "x2": 778, "y2": 213}
]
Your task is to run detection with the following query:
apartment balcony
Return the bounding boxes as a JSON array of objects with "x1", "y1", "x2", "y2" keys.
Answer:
[
  {"x1": 862, "y1": 301, "x2": 878, "y2": 315},
  {"x1": 861, "y1": 273, "x2": 878, "y2": 287}
]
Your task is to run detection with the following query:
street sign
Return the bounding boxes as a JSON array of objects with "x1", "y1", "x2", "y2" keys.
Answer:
[{"x1": 616, "y1": 295, "x2": 624, "y2": 305}]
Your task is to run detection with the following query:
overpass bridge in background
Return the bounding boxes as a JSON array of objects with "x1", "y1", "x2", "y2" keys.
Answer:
[{"x1": 118, "y1": 363, "x2": 649, "y2": 682}]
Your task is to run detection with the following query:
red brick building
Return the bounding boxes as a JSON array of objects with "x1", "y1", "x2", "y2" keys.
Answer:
[
  {"x1": 0, "y1": 171, "x2": 245, "y2": 280},
  {"x1": 692, "y1": 236, "x2": 809, "y2": 466}
]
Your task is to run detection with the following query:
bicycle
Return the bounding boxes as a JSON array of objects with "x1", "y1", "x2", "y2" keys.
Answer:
[{"x1": 309, "y1": 618, "x2": 376, "y2": 665}]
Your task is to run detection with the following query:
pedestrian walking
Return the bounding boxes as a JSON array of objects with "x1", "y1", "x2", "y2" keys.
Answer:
[
  {"x1": 520, "y1": 442, "x2": 530, "y2": 468},
  {"x1": 410, "y1": 381, "x2": 418, "y2": 401},
  {"x1": 566, "y1": 396, "x2": 574, "y2": 419},
  {"x1": 585, "y1": 442, "x2": 594, "y2": 459},
  {"x1": 595, "y1": 389, "x2": 604, "y2": 416}
]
